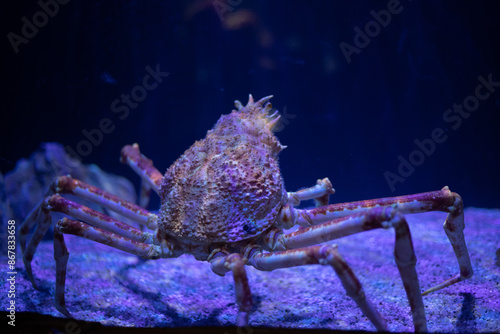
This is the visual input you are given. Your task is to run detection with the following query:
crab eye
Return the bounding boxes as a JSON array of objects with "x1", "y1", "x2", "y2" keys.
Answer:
[{"x1": 243, "y1": 222, "x2": 256, "y2": 233}]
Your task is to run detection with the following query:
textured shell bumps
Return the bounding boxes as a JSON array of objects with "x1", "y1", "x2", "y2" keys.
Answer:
[{"x1": 158, "y1": 95, "x2": 287, "y2": 243}]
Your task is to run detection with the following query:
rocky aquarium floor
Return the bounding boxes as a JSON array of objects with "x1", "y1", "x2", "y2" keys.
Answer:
[{"x1": 1, "y1": 208, "x2": 499, "y2": 332}]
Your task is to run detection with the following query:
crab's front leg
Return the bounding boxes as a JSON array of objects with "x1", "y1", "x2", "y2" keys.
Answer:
[
  {"x1": 287, "y1": 177, "x2": 335, "y2": 207},
  {"x1": 259, "y1": 207, "x2": 425, "y2": 332},
  {"x1": 210, "y1": 252, "x2": 252, "y2": 327},
  {"x1": 248, "y1": 242, "x2": 389, "y2": 331}
]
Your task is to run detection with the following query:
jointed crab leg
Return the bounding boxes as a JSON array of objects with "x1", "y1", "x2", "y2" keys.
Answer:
[
  {"x1": 21, "y1": 194, "x2": 156, "y2": 288},
  {"x1": 264, "y1": 206, "x2": 426, "y2": 332},
  {"x1": 248, "y1": 244, "x2": 388, "y2": 331},
  {"x1": 53, "y1": 222, "x2": 70, "y2": 317},
  {"x1": 120, "y1": 143, "x2": 165, "y2": 215},
  {"x1": 280, "y1": 186, "x2": 472, "y2": 295},
  {"x1": 290, "y1": 186, "x2": 460, "y2": 224},
  {"x1": 53, "y1": 217, "x2": 174, "y2": 317},
  {"x1": 287, "y1": 178, "x2": 335, "y2": 207},
  {"x1": 120, "y1": 143, "x2": 163, "y2": 194},
  {"x1": 54, "y1": 175, "x2": 158, "y2": 229},
  {"x1": 19, "y1": 174, "x2": 159, "y2": 254},
  {"x1": 211, "y1": 254, "x2": 252, "y2": 327}
]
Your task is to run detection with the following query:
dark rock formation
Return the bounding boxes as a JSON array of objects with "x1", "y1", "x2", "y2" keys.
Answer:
[{"x1": 0, "y1": 143, "x2": 137, "y2": 254}]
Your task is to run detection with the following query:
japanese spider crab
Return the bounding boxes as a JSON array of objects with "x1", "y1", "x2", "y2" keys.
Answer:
[{"x1": 20, "y1": 95, "x2": 472, "y2": 332}]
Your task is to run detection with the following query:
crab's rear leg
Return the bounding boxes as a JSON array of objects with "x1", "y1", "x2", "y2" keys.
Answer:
[
  {"x1": 22, "y1": 192, "x2": 173, "y2": 316},
  {"x1": 53, "y1": 217, "x2": 173, "y2": 317},
  {"x1": 120, "y1": 143, "x2": 163, "y2": 196},
  {"x1": 20, "y1": 174, "x2": 159, "y2": 258},
  {"x1": 21, "y1": 193, "x2": 158, "y2": 288},
  {"x1": 282, "y1": 186, "x2": 472, "y2": 294}
]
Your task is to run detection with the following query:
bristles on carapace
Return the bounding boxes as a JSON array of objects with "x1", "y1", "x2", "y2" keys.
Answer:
[
  {"x1": 264, "y1": 102, "x2": 273, "y2": 113},
  {"x1": 255, "y1": 95, "x2": 273, "y2": 108},
  {"x1": 267, "y1": 114, "x2": 281, "y2": 130},
  {"x1": 234, "y1": 100, "x2": 244, "y2": 110}
]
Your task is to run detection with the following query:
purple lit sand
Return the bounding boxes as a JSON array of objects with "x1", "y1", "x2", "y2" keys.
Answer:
[{"x1": 2, "y1": 208, "x2": 499, "y2": 332}]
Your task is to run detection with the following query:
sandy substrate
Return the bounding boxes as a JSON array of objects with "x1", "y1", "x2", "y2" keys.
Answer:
[{"x1": 2, "y1": 208, "x2": 499, "y2": 332}]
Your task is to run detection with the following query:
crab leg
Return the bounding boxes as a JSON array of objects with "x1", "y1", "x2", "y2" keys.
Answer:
[
  {"x1": 248, "y1": 244, "x2": 388, "y2": 331},
  {"x1": 264, "y1": 207, "x2": 427, "y2": 332},
  {"x1": 55, "y1": 175, "x2": 157, "y2": 229},
  {"x1": 19, "y1": 174, "x2": 158, "y2": 255},
  {"x1": 21, "y1": 194, "x2": 156, "y2": 288},
  {"x1": 287, "y1": 177, "x2": 335, "y2": 207},
  {"x1": 53, "y1": 217, "x2": 174, "y2": 317},
  {"x1": 19, "y1": 188, "x2": 53, "y2": 253},
  {"x1": 288, "y1": 186, "x2": 460, "y2": 224},
  {"x1": 120, "y1": 143, "x2": 163, "y2": 194},
  {"x1": 211, "y1": 254, "x2": 252, "y2": 327},
  {"x1": 279, "y1": 186, "x2": 472, "y2": 294}
]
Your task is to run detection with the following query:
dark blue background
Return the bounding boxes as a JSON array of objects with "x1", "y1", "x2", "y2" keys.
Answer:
[{"x1": 2, "y1": 0, "x2": 500, "y2": 208}]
